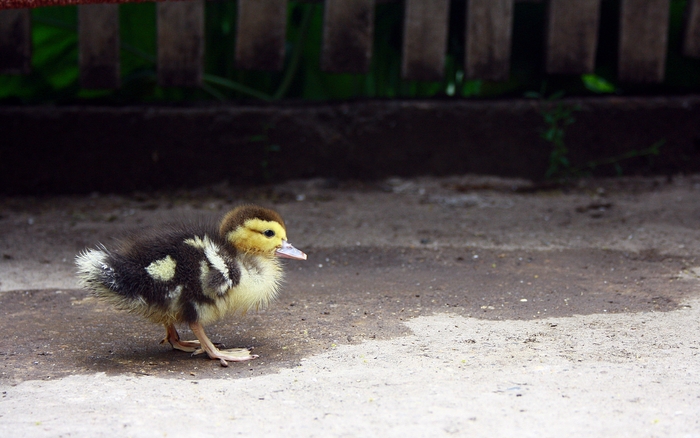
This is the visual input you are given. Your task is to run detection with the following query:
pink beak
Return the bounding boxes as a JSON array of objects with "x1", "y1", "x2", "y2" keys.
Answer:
[{"x1": 275, "y1": 240, "x2": 307, "y2": 260}]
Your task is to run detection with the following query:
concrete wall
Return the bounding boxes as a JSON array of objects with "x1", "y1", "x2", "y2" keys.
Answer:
[{"x1": 1, "y1": 96, "x2": 699, "y2": 194}]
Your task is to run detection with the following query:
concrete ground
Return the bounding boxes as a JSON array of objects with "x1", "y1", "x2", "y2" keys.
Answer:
[{"x1": 1, "y1": 175, "x2": 699, "y2": 437}]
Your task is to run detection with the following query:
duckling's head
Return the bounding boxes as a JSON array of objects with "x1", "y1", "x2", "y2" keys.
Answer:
[{"x1": 220, "y1": 205, "x2": 306, "y2": 260}]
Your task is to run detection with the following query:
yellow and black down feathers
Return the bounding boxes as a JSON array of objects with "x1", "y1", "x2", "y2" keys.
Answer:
[{"x1": 75, "y1": 205, "x2": 306, "y2": 366}]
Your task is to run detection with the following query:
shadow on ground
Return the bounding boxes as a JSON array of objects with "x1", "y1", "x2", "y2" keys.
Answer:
[{"x1": 1, "y1": 246, "x2": 695, "y2": 383}]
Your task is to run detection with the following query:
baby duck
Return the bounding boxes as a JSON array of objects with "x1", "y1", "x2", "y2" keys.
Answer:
[{"x1": 76, "y1": 205, "x2": 306, "y2": 367}]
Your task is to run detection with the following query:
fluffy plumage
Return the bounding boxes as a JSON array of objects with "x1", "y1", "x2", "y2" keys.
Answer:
[{"x1": 76, "y1": 204, "x2": 306, "y2": 366}]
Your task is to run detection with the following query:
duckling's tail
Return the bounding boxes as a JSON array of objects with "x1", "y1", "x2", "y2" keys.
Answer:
[
  {"x1": 75, "y1": 246, "x2": 119, "y2": 294},
  {"x1": 76, "y1": 247, "x2": 172, "y2": 324}
]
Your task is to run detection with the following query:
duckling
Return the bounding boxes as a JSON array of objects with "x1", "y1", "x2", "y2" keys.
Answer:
[{"x1": 76, "y1": 205, "x2": 306, "y2": 367}]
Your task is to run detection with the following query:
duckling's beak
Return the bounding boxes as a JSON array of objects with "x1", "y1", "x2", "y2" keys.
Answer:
[{"x1": 276, "y1": 240, "x2": 307, "y2": 260}]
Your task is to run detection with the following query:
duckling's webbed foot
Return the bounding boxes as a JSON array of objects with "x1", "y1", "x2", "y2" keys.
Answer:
[
  {"x1": 189, "y1": 322, "x2": 259, "y2": 367},
  {"x1": 192, "y1": 347, "x2": 254, "y2": 358},
  {"x1": 162, "y1": 324, "x2": 224, "y2": 352}
]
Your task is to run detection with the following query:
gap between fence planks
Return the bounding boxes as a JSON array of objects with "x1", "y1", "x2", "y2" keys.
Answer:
[{"x1": 79, "y1": 4, "x2": 120, "y2": 89}]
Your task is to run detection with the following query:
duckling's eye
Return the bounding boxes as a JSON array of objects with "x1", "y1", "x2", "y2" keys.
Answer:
[{"x1": 263, "y1": 230, "x2": 275, "y2": 238}]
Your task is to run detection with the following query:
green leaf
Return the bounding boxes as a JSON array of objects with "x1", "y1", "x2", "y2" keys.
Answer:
[{"x1": 581, "y1": 74, "x2": 616, "y2": 94}]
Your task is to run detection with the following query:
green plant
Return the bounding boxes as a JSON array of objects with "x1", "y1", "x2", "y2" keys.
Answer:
[
  {"x1": 583, "y1": 139, "x2": 665, "y2": 176},
  {"x1": 581, "y1": 74, "x2": 616, "y2": 94},
  {"x1": 527, "y1": 88, "x2": 581, "y2": 180},
  {"x1": 529, "y1": 86, "x2": 665, "y2": 180}
]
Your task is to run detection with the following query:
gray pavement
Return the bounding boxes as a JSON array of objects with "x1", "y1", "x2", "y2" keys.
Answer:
[{"x1": 1, "y1": 175, "x2": 699, "y2": 437}]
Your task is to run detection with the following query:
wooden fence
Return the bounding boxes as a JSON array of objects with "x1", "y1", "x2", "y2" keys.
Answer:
[{"x1": 1, "y1": 0, "x2": 699, "y2": 90}]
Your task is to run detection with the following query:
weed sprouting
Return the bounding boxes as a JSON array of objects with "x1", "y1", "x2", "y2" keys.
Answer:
[
  {"x1": 526, "y1": 89, "x2": 581, "y2": 180},
  {"x1": 528, "y1": 87, "x2": 663, "y2": 181}
]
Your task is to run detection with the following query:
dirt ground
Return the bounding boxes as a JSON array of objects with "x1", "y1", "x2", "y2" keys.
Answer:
[{"x1": 1, "y1": 174, "x2": 699, "y2": 437}]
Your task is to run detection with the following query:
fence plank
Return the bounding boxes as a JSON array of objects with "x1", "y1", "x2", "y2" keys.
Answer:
[
  {"x1": 401, "y1": 0, "x2": 450, "y2": 81},
  {"x1": 0, "y1": 9, "x2": 31, "y2": 74},
  {"x1": 157, "y1": 0, "x2": 204, "y2": 87},
  {"x1": 236, "y1": 0, "x2": 287, "y2": 71},
  {"x1": 545, "y1": 0, "x2": 600, "y2": 74},
  {"x1": 79, "y1": 4, "x2": 120, "y2": 89},
  {"x1": 321, "y1": 0, "x2": 375, "y2": 74},
  {"x1": 465, "y1": 0, "x2": 514, "y2": 81},
  {"x1": 618, "y1": 0, "x2": 670, "y2": 83},
  {"x1": 684, "y1": 0, "x2": 700, "y2": 57}
]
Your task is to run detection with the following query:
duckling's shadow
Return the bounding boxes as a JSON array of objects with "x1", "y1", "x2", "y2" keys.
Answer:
[
  {"x1": 0, "y1": 289, "x2": 271, "y2": 381},
  {"x1": 75, "y1": 308, "x2": 274, "y2": 379}
]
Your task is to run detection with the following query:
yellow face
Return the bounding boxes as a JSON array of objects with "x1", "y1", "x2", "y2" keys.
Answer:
[{"x1": 226, "y1": 218, "x2": 288, "y2": 256}]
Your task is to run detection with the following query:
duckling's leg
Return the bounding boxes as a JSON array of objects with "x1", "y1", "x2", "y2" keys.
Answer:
[
  {"x1": 161, "y1": 324, "x2": 201, "y2": 352},
  {"x1": 189, "y1": 321, "x2": 258, "y2": 367}
]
